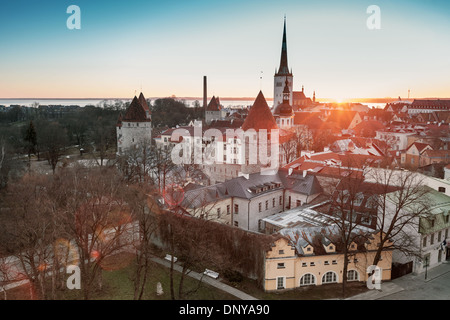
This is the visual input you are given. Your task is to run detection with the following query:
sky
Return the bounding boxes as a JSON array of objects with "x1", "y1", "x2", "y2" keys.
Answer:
[{"x1": 0, "y1": 0, "x2": 450, "y2": 100}]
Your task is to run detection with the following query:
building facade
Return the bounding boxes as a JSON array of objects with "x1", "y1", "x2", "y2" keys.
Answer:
[
  {"x1": 264, "y1": 229, "x2": 393, "y2": 291},
  {"x1": 180, "y1": 169, "x2": 323, "y2": 233}
]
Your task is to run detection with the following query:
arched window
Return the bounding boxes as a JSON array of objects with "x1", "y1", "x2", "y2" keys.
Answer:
[
  {"x1": 322, "y1": 271, "x2": 337, "y2": 284},
  {"x1": 300, "y1": 273, "x2": 316, "y2": 286},
  {"x1": 347, "y1": 270, "x2": 359, "y2": 281}
]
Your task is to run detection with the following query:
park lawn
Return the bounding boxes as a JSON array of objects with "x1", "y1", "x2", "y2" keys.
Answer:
[
  {"x1": 3, "y1": 252, "x2": 238, "y2": 300},
  {"x1": 3, "y1": 251, "x2": 369, "y2": 300}
]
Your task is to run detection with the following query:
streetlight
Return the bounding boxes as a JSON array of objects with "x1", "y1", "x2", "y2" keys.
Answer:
[{"x1": 424, "y1": 256, "x2": 429, "y2": 280}]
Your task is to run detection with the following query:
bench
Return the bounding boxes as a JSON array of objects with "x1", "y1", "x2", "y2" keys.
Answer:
[
  {"x1": 164, "y1": 254, "x2": 177, "y2": 263},
  {"x1": 203, "y1": 269, "x2": 219, "y2": 279}
]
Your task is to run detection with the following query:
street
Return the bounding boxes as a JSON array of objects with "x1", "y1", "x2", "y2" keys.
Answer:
[
  {"x1": 378, "y1": 262, "x2": 450, "y2": 300},
  {"x1": 348, "y1": 261, "x2": 450, "y2": 300}
]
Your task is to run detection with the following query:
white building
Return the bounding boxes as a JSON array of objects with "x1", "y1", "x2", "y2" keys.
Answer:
[
  {"x1": 180, "y1": 169, "x2": 323, "y2": 233},
  {"x1": 375, "y1": 128, "x2": 416, "y2": 151},
  {"x1": 385, "y1": 187, "x2": 450, "y2": 274}
]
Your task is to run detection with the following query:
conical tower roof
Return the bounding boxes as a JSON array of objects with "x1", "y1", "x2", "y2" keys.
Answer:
[
  {"x1": 242, "y1": 91, "x2": 279, "y2": 131},
  {"x1": 123, "y1": 96, "x2": 151, "y2": 122},
  {"x1": 138, "y1": 92, "x2": 151, "y2": 114},
  {"x1": 206, "y1": 96, "x2": 221, "y2": 111}
]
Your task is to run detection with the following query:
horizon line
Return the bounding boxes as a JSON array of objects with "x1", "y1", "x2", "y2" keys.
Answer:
[{"x1": 1, "y1": 96, "x2": 450, "y2": 102}]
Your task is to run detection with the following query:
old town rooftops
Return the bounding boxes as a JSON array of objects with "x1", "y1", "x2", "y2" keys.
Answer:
[
  {"x1": 280, "y1": 224, "x2": 377, "y2": 256},
  {"x1": 180, "y1": 169, "x2": 323, "y2": 208}
]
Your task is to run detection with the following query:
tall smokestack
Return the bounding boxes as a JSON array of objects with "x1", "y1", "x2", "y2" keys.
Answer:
[{"x1": 203, "y1": 76, "x2": 207, "y2": 109}]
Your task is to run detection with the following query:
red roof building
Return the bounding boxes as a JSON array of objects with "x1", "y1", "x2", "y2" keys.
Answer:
[
  {"x1": 122, "y1": 94, "x2": 151, "y2": 123},
  {"x1": 242, "y1": 91, "x2": 279, "y2": 132},
  {"x1": 283, "y1": 150, "x2": 386, "y2": 180}
]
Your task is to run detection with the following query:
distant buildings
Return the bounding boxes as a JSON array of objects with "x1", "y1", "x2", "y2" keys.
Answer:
[
  {"x1": 407, "y1": 99, "x2": 450, "y2": 114},
  {"x1": 204, "y1": 96, "x2": 226, "y2": 124}
]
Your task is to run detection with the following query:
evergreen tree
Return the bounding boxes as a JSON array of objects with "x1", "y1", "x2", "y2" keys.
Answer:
[{"x1": 24, "y1": 120, "x2": 37, "y2": 159}]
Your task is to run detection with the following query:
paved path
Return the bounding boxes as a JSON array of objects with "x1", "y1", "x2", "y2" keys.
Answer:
[
  {"x1": 347, "y1": 261, "x2": 450, "y2": 300},
  {"x1": 151, "y1": 256, "x2": 258, "y2": 300}
]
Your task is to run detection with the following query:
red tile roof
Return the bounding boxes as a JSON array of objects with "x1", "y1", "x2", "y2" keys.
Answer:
[
  {"x1": 293, "y1": 112, "x2": 327, "y2": 130},
  {"x1": 352, "y1": 120, "x2": 386, "y2": 138},
  {"x1": 284, "y1": 150, "x2": 385, "y2": 179},
  {"x1": 123, "y1": 95, "x2": 151, "y2": 122},
  {"x1": 406, "y1": 142, "x2": 432, "y2": 153},
  {"x1": 411, "y1": 99, "x2": 450, "y2": 110},
  {"x1": 205, "y1": 96, "x2": 221, "y2": 112},
  {"x1": 139, "y1": 92, "x2": 151, "y2": 114},
  {"x1": 242, "y1": 91, "x2": 279, "y2": 132},
  {"x1": 325, "y1": 110, "x2": 359, "y2": 130}
]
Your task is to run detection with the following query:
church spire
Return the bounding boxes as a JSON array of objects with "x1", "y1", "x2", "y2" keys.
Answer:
[{"x1": 276, "y1": 16, "x2": 291, "y2": 76}]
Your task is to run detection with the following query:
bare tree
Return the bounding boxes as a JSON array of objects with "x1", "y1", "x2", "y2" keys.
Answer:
[
  {"x1": 149, "y1": 144, "x2": 176, "y2": 194},
  {"x1": 319, "y1": 160, "x2": 431, "y2": 297},
  {"x1": 36, "y1": 122, "x2": 69, "y2": 174},
  {"x1": 0, "y1": 174, "x2": 58, "y2": 299},
  {"x1": 117, "y1": 137, "x2": 154, "y2": 184},
  {"x1": 365, "y1": 168, "x2": 430, "y2": 266},
  {"x1": 55, "y1": 166, "x2": 134, "y2": 299},
  {"x1": 126, "y1": 184, "x2": 160, "y2": 300},
  {"x1": 321, "y1": 170, "x2": 373, "y2": 298},
  {"x1": 89, "y1": 116, "x2": 116, "y2": 167}
]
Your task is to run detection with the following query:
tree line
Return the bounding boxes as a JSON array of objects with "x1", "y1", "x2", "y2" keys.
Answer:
[{"x1": 0, "y1": 98, "x2": 204, "y2": 188}]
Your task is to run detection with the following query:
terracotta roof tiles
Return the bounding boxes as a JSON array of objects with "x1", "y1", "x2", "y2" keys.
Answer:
[
  {"x1": 242, "y1": 91, "x2": 279, "y2": 132},
  {"x1": 122, "y1": 93, "x2": 151, "y2": 122}
]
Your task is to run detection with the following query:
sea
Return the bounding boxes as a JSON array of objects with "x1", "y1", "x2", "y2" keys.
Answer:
[{"x1": 0, "y1": 98, "x2": 387, "y2": 109}]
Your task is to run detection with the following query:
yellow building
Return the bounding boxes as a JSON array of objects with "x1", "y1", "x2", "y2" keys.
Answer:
[{"x1": 264, "y1": 228, "x2": 393, "y2": 291}]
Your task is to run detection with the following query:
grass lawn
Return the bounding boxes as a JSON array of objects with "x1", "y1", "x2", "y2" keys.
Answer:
[
  {"x1": 2, "y1": 252, "x2": 238, "y2": 300},
  {"x1": 3, "y1": 251, "x2": 369, "y2": 300}
]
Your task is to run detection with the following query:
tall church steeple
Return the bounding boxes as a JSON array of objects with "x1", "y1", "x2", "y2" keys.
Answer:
[
  {"x1": 276, "y1": 16, "x2": 292, "y2": 77},
  {"x1": 273, "y1": 16, "x2": 293, "y2": 108}
]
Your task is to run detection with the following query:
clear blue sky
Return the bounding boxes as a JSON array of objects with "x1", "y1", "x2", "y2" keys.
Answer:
[{"x1": 1, "y1": 0, "x2": 449, "y2": 100}]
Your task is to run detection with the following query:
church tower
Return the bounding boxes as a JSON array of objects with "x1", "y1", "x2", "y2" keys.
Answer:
[
  {"x1": 273, "y1": 17, "x2": 293, "y2": 108},
  {"x1": 273, "y1": 78, "x2": 294, "y2": 128}
]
